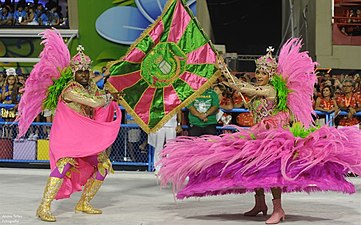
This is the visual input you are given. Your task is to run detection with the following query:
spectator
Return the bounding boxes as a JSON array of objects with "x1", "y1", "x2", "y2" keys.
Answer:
[
  {"x1": 233, "y1": 92, "x2": 255, "y2": 127},
  {"x1": 314, "y1": 85, "x2": 339, "y2": 126},
  {"x1": 1, "y1": 68, "x2": 20, "y2": 137},
  {"x1": 90, "y1": 70, "x2": 103, "y2": 89},
  {"x1": 13, "y1": 4, "x2": 26, "y2": 24},
  {"x1": 1, "y1": 68, "x2": 19, "y2": 116},
  {"x1": 91, "y1": 67, "x2": 110, "y2": 90},
  {"x1": 335, "y1": 79, "x2": 361, "y2": 127},
  {"x1": 56, "y1": 5, "x2": 64, "y2": 25},
  {"x1": 348, "y1": 9, "x2": 355, "y2": 23},
  {"x1": 125, "y1": 114, "x2": 143, "y2": 161},
  {"x1": 187, "y1": 88, "x2": 219, "y2": 136},
  {"x1": 17, "y1": 74, "x2": 25, "y2": 87},
  {"x1": 352, "y1": 8, "x2": 361, "y2": 23},
  {"x1": 0, "y1": 5, "x2": 13, "y2": 25},
  {"x1": 149, "y1": 112, "x2": 182, "y2": 172},
  {"x1": 332, "y1": 74, "x2": 343, "y2": 94},
  {"x1": 320, "y1": 73, "x2": 342, "y2": 93},
  {"x1": 0, "y1": 71, "x2": 5, "y2": 87},
  {"x1": 35, "y1": 3, "x2": 48, "y2": 25},
  {"x1": 215, "y1": 83, "x2": 233, "y2": 110},
  {"x1": 213, "y1": 83, "x2": 233, "y2": 127},
  {"x1": 47, "y1": 4, "x2": 59, "y2": 26},
  {"x1": 20, "y1": 5, "x2": 38, "y2": 25}
]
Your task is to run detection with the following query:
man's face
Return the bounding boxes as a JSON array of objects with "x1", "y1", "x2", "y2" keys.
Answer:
[
  {"x1": 342, "y1": 82, "x2": 353, "y2": 94},
  {"x1": 74, "y1": 70, "x2": 90, "y2": 87}
]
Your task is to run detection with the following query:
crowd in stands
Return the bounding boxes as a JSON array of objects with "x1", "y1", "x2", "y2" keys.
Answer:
[
  {"x1": 1, "y1": 67, "x2": 361, "y2": 139},
  {"x1": 0, "y1": 0, "x2": 68, "y2": 27},
  {"x1": 337, "y1": 7, "x2": 361, "y2": 36}
]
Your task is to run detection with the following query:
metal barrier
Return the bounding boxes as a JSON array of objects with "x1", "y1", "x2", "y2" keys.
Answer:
[
  {"x1": 1, "y1": 103, "x2": 360, "y2": 171},
  {"x1": 0, "y1": 121, "x2": 155, "y2": 171}
]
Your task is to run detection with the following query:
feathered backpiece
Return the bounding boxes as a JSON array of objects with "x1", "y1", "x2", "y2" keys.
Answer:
[
  {"x1": 276, "y1": 38, "x2": 318, "y2": 128},
  {"x1": 16, "y1": 28, "x2": 70, "y2": 138}
]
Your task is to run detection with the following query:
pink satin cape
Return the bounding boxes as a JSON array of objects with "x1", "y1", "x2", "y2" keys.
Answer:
[{"x1": 49, "y1": 101, "x2": 121, "y2": 199}]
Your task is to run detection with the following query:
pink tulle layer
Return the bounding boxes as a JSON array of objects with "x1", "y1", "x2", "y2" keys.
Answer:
[{"x1": 158, "y1": 125, "x2": 361, "y2": 199}]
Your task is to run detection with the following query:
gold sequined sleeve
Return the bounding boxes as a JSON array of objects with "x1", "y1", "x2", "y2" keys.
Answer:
[
  {"x1": 63, "y1": 85, "x2": 109, "y2": 108},
  {"x1": 240, "y1": 83, "x2": 276, "y2": 99}
]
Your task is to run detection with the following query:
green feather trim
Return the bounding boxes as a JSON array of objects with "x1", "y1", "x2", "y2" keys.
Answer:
[
  {"x1": 42, "y1": 67, "x2": 73, "y2": 111},
  {"x1": 271, "y1": 74, "x2": 289, "y2": 112},
  {"x1": 289, "y1": 122, "x2": 318, "y2": 138},
  {"x1": 250, "y1": 133, "x2": 256, "y2": 140}
]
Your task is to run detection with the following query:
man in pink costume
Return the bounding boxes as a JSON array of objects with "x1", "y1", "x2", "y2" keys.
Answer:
[
  {"x1": 33, "y1": 45, "x2": 122, "y2": 222},
  {"x1": 15, "y1": 28, "x2": 122, "y2": 222},
  {"x1": 14, "y1": 29, "x2": 120, "y2": 222},
  {"x1": 34, "y1": 45, "x2": 121, "y2": 222}
]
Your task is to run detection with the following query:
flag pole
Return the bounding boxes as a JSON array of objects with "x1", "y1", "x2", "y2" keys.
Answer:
[{"x1": 218, "y1": 56, "x2": 248, "y2": 104}]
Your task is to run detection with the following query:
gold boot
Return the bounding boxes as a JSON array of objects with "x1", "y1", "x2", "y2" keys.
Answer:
[
  {"x1": 36, "y1": 177, "x2": 63, "y2": 222},
  {"x1": 75, "y1": 178, "x2": 103, "y2": 214}
]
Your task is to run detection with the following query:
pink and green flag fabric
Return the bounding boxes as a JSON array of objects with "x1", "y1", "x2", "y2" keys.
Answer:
[{"x1": 107, "y1": 0, "x2": 221, "y2": 133}]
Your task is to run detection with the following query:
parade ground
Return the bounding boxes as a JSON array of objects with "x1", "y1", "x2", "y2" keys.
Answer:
[{"x1": 0, "y1": 168, "x2": 360, "y2": 225}]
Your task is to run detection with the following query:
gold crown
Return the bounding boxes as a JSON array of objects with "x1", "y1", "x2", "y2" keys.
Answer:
[
  {"x1": 70, "y1": 45, "x2": 92, "y2": 72},
  {"x1": 255, "y1": 46, "x2": 277, "y2": 76}
]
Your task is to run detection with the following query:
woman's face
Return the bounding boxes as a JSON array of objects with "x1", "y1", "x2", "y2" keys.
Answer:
[
  {"x1": 18, "y1": 76, "x2": 25, "y2": 84},
  {"x1": 255, "y1": 69, "x2": 270, "y2": 86},
  {"x1": 322, "y1": 87, "x2": 331, "y2": 97},
  {"x1": 6, "y1": 75, "x2": 16, "y2": 85},
  {"x1": 75, "y1": 70, "x2": 90, "y2": 87}
]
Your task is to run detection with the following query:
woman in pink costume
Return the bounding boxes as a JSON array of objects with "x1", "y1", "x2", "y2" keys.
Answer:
[
  {"x1": 16, "y1": 29, "x2": 121, "y2": 222},
  {"x1": 157, "y1": 38, "x2": 361, "y2": 224}
]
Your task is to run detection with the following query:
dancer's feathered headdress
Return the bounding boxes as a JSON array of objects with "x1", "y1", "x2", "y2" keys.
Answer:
[
  {"x1": 255, "y1": 46, "x2": 278, "y2": 77},
  {"x1": 70, "y1": 45, "x2": 92, "y2": 73},
  {"x1": 16, "y1": 29, "x2": 71, "y2": 138}
]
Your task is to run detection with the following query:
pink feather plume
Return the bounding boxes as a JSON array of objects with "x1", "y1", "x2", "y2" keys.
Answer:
[
  {"x1": 277, "y1": 38, "x2": 318, "y2": 128},
  {"x1": 16, "y1": 29, "x2": 70, "y2": 138}
]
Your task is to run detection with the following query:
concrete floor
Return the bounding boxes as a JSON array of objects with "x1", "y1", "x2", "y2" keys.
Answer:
[{"x1": 0, "y1": 168, "x2": 360, "y2": 225}]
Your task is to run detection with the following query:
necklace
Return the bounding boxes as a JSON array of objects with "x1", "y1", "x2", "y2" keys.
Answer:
[
  {"x1": 344, "y1": 95, "x2": 352, "y2": 107},
  {"x1": 322, "y1": 98, "x2": 332, "y2": 110}
]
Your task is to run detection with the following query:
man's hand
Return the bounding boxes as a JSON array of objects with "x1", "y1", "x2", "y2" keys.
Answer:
[
  {"x1": 109, "y1": 91, "x2": 125, "y2": 101},
  {"x1": 198, "y1": 112, "x2": 208, "y2": 122},
  {"x1": 176, "y1": 125, "x2": 182, "y2": 134},
  {"x1": 349, "y1": 107, "x2": 357, "y2": 116}
]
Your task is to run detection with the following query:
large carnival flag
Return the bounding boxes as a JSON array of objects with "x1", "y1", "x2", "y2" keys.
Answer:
[{"x1": 106, "y1": 0, "x2": 221, "y2": 133}]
